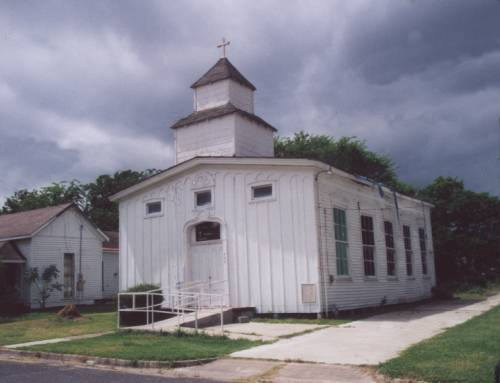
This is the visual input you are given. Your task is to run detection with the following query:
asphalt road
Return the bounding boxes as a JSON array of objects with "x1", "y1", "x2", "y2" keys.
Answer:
[{"x1": 0, "y1": 360, "x2": 221, "y2": 383}]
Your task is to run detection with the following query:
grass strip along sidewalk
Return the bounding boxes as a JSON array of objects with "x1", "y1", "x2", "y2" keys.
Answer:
[
  {"x1": 379, "y1": 304, "x2": 500, "y2": 383},
  {"x1": 23, "y1": 330, "x2": 264, "y2": 362},
  {"x1": 0, "y1": 306, "x2": 116, "y2": 346}
]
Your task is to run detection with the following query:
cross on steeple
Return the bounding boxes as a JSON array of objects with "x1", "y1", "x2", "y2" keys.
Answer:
[{"x1": 217, "y1": 37, "x2": 230, "y2": 58}]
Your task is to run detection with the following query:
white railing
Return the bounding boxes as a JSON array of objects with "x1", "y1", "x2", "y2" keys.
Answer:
[{"x1": 117, "y1": 282, "x2": 227, "y2": 332}]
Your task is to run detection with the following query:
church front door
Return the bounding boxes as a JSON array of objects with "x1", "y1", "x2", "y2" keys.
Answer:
[{"x1": 186, "y1": 221, "x2": 225, "y2": 298}]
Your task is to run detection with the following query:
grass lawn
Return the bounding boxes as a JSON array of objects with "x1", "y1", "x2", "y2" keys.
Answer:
[
  {"x1": 379, "y1": 304, "x2": 500, "y2": 383},
  {"x1": 0, "y1": 305, "x2": 116, "y2": 346},
  {"x1": 24, "y1": 330, "x2": 263, "y2": 361},
  {"x1": 453, "y1": 279, "x2": 500, "y2": 301},
  {"x1": 252, "y1": 317, "x2": 350, "y2": 326}
]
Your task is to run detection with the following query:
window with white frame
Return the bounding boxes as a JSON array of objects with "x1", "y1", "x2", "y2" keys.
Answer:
[
  {"x1": 384, "y1": 221, "x2": 396, "y2": 277},
  {"x1": 403, "y1": 225, "x2": 413, "y2": 276},
  {"x1": 145, "y1": 200, "x2": 162, "y2": 216},
  {"x1": 361, "y1": 215, "x2": 376, "y2": 276},
  {"x1": 333, "y1": 208, "x2": 349, "y2": 276},
  {"x1": 419, "y1": 228, "x2": 428, "y2": 275},
  {"x1": 195, "y1": 190, "x2": 212, "y2": 207},
  {"x1": 251, "y1": 184, "x2": 273, "y2": 199}
]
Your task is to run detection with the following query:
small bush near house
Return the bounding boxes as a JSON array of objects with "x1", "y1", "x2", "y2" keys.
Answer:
[{"x1": 119, "y1": 284, "x2": 168, "y2": 327}]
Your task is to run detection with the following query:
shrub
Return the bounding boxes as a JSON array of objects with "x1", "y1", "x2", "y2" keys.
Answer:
[{"x1": 119, "y1": 284, "x2": 163, "y2": 310}]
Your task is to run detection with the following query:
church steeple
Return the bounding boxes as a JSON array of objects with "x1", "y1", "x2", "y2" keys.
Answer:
[
  {"x1": 191, "y1": 57, "x2": 256, "y2": 91},
  {"x1": 170, "y1": 42, "x2": 276, "y2": 164}
]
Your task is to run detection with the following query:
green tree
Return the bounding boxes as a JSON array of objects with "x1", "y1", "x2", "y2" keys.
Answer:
[
  {"x1": 1, "y1": 181, "x2": 85, "y2": 214},
  {"x1": 274, "y1": 132, "x2": 416, "y2": 195},
  {"x1": 25, "y1": 265, "x2": 63, "y2": 309},
  {"x1": 418, "y1": 177, "x2": 500, "y2": 284},
  {"x1": 84, "y1": 169, "x2": 159, "y2": 231}
]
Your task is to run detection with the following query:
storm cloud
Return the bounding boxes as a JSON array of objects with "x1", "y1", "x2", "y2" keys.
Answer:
[{"x1": 0, "y1": 0, "x2": 499, "y2": 202}]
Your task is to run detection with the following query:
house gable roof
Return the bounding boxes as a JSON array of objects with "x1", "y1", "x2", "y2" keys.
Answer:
[
  {"x1": 0, "y1": 241, "x2": 26, "y2": 263},
  {"x1": 169, "y1": 103, "x2": 276, "y2": 131},
  {"x1": 191, "y1": 58, "x2": 256, "y2": 91},
  {"x1": 0, "y1": 203, "x2": 108, "y2": 242},
  {"x1": 0, "y1": 203, "x2": 73, "y2": 240}
]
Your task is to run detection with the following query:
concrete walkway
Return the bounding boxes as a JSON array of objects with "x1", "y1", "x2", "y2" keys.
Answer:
[
  {"x1": 232, "y1": 294, "x2": 500, "y2": 365},
  {"x1": 4, "y1": 332, "x2": 113, "y2": 349}
]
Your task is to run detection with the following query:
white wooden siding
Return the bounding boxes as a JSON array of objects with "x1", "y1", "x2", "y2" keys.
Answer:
[
  {"x1": 317, "y1": 175, "x2": 435, "y2": 311},
  {"x1": 118, "y1": 164, "x2": 320, "y2": 313},
  {"x1": 27, "y1": 208, "x2": 104, "y2": 308}
]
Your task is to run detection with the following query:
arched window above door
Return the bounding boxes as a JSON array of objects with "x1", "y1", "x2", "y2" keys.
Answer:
[{"x1": 194, "y1": 221, "x2": 221, "y2": 242}]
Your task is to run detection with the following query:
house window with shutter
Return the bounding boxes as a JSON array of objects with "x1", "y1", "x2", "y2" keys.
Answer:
[
  {"x1": 361, "y1": 215, "x2": 376, "y2": 277},
  {"x1": 333, "y1": 208, "x2": 349, "y2": 276},
  {"x1": 403, "y1": 225, "x2": 413, "y2": 276},
  {"x1": 384, "y1": 221, "x2": 396, "y2": 277}
]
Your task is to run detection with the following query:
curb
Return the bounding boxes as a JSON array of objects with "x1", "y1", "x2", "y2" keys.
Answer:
[{"x1": 0, "y1": 347, "x2": 216, "y2": 369}]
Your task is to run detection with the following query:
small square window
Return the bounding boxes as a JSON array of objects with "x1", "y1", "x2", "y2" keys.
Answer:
[
  {"x1": 146, "y1": 201, "x2": 162, "y2": 215},
  {"x1": 196, "y1": 190, "x2": 212, "y2": 207},
  {"x1": 252, "y1": 184, "x2": 273, "y2": 199}
]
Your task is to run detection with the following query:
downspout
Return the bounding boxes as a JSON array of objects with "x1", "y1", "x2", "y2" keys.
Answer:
[
  {"x1": 77, "y1": 224, "x2": 84, "y2": 300},
  {"x1": 314, "y1": 166, "x2": 332, "y2": 318}
]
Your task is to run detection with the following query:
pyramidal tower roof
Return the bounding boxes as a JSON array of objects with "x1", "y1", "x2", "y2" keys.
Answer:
[{"x1": 190, "y1": 57, "x2": 256, "y2": 91}]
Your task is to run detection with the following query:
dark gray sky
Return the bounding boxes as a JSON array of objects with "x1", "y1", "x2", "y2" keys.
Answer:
[{"x1": 1, "y1": 0, "x2": 499, "y2": 202}]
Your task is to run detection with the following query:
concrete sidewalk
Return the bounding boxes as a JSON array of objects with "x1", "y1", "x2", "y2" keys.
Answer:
[
  {"x1": 232, "y1": 294, "x2": 500, "y2": 365},
  {"x1": 4, "y1": 332, "x2": 113, "y2": 349}
]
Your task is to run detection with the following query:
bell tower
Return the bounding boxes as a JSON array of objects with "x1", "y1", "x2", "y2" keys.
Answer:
[{"x1": 170, "y1": 39, "x2": 276, "y2": 164}]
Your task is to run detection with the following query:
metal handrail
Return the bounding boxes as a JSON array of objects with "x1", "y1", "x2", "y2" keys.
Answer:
[{"x1": 117, "y1": 288, "x2": 227, "y2": 332}]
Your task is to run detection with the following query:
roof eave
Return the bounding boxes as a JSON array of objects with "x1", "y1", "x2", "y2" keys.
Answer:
[{"x1": 110, "y1": 157, "x2": 328, "y2": 202}]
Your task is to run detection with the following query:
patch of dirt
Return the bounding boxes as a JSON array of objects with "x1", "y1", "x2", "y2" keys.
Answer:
[{"x1": 57, "y1": 304, "x2": 82, "y2": 320}]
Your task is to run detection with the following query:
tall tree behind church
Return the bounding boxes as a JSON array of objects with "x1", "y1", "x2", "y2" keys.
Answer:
[
  {"x1": 1, "y1": 170, "x2": 158, "y2": 231},
  {"x1": 274, "y1": 132, "x2": 416, "y2": 195},
  {"x1": 85, "y1": 169, "x2": 159, "y2": 231}
]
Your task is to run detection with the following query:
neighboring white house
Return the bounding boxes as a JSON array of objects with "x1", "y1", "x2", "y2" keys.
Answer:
[
  {"x1": 111, "y1": 56, "x2": 436, "y2": 315},
  {"x1": 0, "y1": 203, "x2": 108, "y2": 309},
  {"x1": 102, "y1": 231, "x2": 119, "y2": 299}
]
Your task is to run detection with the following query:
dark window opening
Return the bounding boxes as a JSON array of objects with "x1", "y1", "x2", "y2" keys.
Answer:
[
  {"x1": 361, "y1": 215, "x2": 376, "y2": 276},
  {"x1": 252, "y1": 184, "x2": 273, "y2": 199},
  {"x1": 419, "y1": 228, "x2": 428, "y2": 275},
  {"x1": 146, "y1": 201, "x2": 162, "y2": 215},
  {"x1": 195, "y1": 222, "x2": 221, "y2": 242},
  {"x1": 403, "y1": 225, "x2": 413, "y2": 276},
  {"x1": 384, "y1": 221, "x2": 396, "y2": 276},
  {"x1": 196, "y1": 190, "x2": 212, "y2": 207}
]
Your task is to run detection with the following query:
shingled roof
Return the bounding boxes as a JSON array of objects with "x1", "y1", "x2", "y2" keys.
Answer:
[
  {"x1": 191, "y1": 58, "x2": 256, "y2": 91},
  {"x1": 0, "y1": 203, "x2": 73, "y2": 240},
  {"x1": 170, "y1": 103, "x2": 276, "y2": 131}
]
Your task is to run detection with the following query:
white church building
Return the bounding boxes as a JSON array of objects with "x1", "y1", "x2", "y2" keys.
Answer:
[{"x1": 111, "y1": 51, "x2": 435, "y2": 315}]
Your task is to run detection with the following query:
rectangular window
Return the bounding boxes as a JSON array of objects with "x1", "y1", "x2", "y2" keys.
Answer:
[
  {"x1": 333, "y1": 208, "x2": 349, "y2": 276},
  {"x1": 252, "y1": 184, "x2": 273, "y2": 199},
  {"x1": 195, "y1": 190, "x2": 212, "y2": 207},
  {"x1": 384, "y1": 221, "x2": 396, "y2": 277},
  {"x1": 403, "y1": 225, "x2": 413, "y2": 276},
  {"x1": 195, "y1": 222, "x2": 221, "y2": 242},
  {"x1": 145, "y1": 200, "x2": 162, "y2": 216},
  {"x1": 419, "y1": 228, "x2": 428, "y2": 275},
  {"x1": 64, "y1": 253, "x2": 75, "y2": 299},
  {"x1": 361, "y1": 215, "x2": 376, "y2": 276}
]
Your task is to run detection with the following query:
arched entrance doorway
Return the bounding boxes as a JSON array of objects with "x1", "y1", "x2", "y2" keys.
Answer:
[{"x1": 185, "y1": 221, "x2": 227, "y2": 298}]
